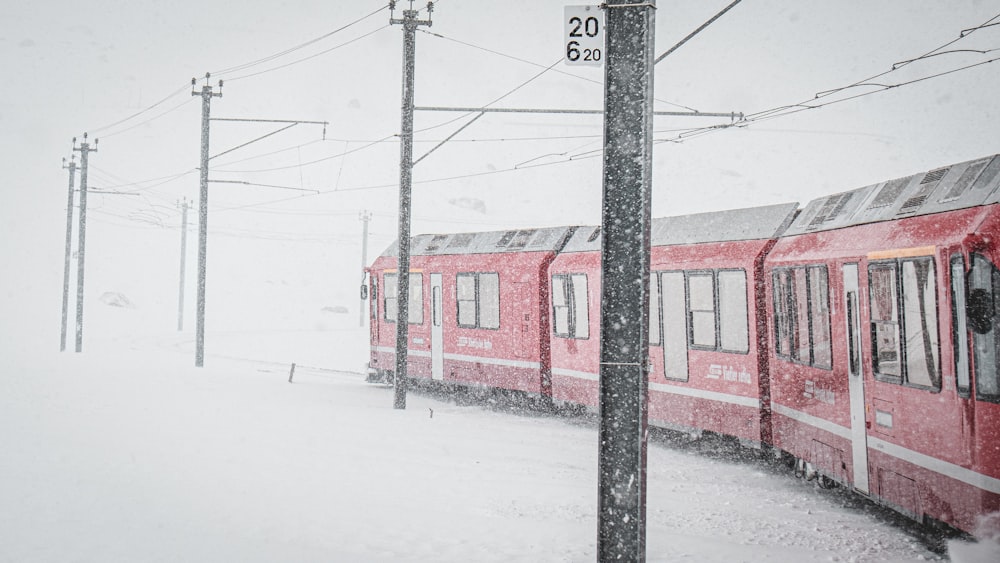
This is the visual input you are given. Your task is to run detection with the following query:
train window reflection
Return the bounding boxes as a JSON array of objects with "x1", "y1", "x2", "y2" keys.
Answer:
[
  {"x1": 971, "y1": 254, "x2": 1000, "y2": 402},
  {"x1": 869, "y1": 258, "x2": 941, "y2": 390},
  {"x1": 809, "y1": 266, "x2": 832, "y2": 369},
  {"x1": 551, "y1": 274, "x2": 589, "y2": 339},
  {"x1": 869, "y1": 264, "x2": 902, "y2": 380},
  {"x1": 902, "y1": 259, "x2": 940, "y2": 388},
  {"x1": 950, "y1": 255, "x2": 971, "y2": 395},
  {"x1": 772, "y1": 265, "x2": 832, "y2": 369}
]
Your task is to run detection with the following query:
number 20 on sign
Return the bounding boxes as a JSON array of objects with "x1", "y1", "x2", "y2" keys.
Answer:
[{"x1": 564, "y1": 5, "x2": 604, "y2": 66}]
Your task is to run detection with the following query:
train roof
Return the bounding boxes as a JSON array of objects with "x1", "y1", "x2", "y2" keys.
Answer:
[
  {"x1": 560, "y1": 202, "x2": 800, "y2": 253},
  {"x1": 378, "y1": 225, "x2": 578, "y2": 257},
  {"x1": 783, "y1": 154, "x2": 1000, "y2": 236}
]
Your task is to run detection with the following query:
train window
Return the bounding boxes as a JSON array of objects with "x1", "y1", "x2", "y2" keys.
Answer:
[
  {"x1": 868, "y1": 259, "x2": 941, "y2": 390},
  {"x1": 688, "y1": 273, "x2": 717, "y2": 348},
  {"x1": 792, "y1": 268, "x2": 810, "y2": 363},
  {"x1": 480, "y1": 273, "x2": 501, "y2": 330},
  {"x1": 552, "y1": 276, "x2": 570, "y2": 337},
  {"x1": 809, "y1": 266, "x2": 832, "y2": 369},
  {"x1": 649, "y1": 273, "x2": 661, "y2": 346},
  {"x1": 383, "y1": 272, "x2": 423, "y2": 324},
  {"x1": 950, "y1": 255, "x2": 971, "y2": 396},
  {"x1": 457, "y1": 274, "x2": 477, "y2": 327},
  {"x1": 901, "y1": 259, "x2": 940, "y2": 388},
  {"x1": 970, "y1": 254, "x2": 1000, "y2": 402},
  {"x1": 384, "y1": 273, "x2": 398, "y2": 322},
  {"x1": 869, "y1": 264, "x2": 902, "y2": 381},
  {"x1": 370, "y1": 279, "x2": 378, "y2": 320},
  {"x1": 457, "y1": 272, "x2": 499, "y2": 329},
  {"x1": 773, "y1": 270, "x2": 792, "y2": 357},
  {"x1": 719, "y1": 270, "x2": 749, "y2": 353},
  {"x1": 772, "y1": 265, "x2": 832, "y2": 369},
  {"x1": 551, "y1": 274, "x2": 589, "y2": 339},
  {"x1": 571, "y1": 274, "x2": 589, "y2": 338}
]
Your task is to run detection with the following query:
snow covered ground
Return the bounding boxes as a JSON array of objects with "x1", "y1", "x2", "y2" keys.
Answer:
[{"x1": 3, "y1": 304, "x2": 999, "y2": 562}]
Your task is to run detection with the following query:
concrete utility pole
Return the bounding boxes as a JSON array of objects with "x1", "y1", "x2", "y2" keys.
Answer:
[
  {"x1": 73, "y1": 134, "x2": 97, "y2": 353},
  {"x1": 177, "y1": 198, "x2": 191, "y2": 331},
  {"x1": 389, "y1": 1, "x2": 433, "y2": 410},
  {"x1": 192, "y1": 73, "x2": 222, "y2": 367},
  {"x1": 359, "y1": 210, "x2": 372, "y2": 328},
  {"x1": 60, "y1": 155, "x2": 77, "y2": 352},
  {"x1": 597, "y1": 1, "x2": 655, "y2": 561}
]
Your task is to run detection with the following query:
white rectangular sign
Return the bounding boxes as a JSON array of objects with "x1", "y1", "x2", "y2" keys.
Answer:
[{"x1": 564, "y1": 5, "x2": 604, "y2": 66}]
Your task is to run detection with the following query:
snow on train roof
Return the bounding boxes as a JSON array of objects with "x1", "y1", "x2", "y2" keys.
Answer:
[
  {"x1": 783, "y1": 154, "x2": 1000, "y2": 236},
  {"x1": 560, "y1": 202, "x2": 800, "y2": 253},
  {"x1": 379, "y1": 225, "x2": 578, "y2": 257}
]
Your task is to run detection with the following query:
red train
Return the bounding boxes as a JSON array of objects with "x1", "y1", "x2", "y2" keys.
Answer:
[{"x1": 365, "y1": 154, "x2": 1000, "y2": 535}]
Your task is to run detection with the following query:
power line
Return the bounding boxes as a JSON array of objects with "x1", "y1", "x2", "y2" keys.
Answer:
[
  {"x1": 212, "y1": 4, "x2": 390, "y2": 76},
  {"x1": 224, "y1": 25, "x2": 392, "y2": 82},
  {"x1": 419, "y1": 28, "x2": 698, "y2": 112},
  {"x1": 89, "y1": 82, "x2": 192, "y2": 135}
]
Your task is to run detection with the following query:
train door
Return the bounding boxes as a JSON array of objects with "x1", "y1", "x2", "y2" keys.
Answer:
[
  {"x1": 660, "y1": 272, "x2": 690, "y2": 381},
  {"x1": 430, "y1": 273, "x2": 444, "y2": 380},
  {"x1": 370, "y1": 274, "x2": 379, "y2": 343},
  {"x1": 843, "y1": 263, "x2": 870, "y2": 494}
]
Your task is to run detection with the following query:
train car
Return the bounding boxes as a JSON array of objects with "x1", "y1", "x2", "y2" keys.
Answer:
[
  {"x1": 547, "y1": 203, "x2": 799, "y2": 446},
  {"x1": 764, "y1": 154, "x2": 1000, "y2": 532},
  {"x1": 367, "y1": 226, "x2": 577, "y2": 397}
]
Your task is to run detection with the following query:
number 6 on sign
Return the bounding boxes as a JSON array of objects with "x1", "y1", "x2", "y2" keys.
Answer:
[{"x1": 564, "y1": 5, "x2": 604, "y2": 67}]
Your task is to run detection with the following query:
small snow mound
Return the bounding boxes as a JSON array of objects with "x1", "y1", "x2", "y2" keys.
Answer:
[
  {"x1": 321, "y1": 306, "x2": 348, "y2": 314},
  {"x1": 99, "y1": 292, "x2": 134, "y2": 308},
  {"x1": 948, "y1": 512, "x2": 1000, "y2": 563}
]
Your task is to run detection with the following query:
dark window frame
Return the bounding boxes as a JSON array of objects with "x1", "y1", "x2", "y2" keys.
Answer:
[
  {"x1": 970, "y1": 253, "x2": 1000, "y2": 404},
  {"x1": 683, "y1": 268, "x2": 750, "y2": 355},
  {"x1": 867, "y1": 257, "x2": 942, "y2": 392},
  {"x1": 383, "y1": 272, "x2": 424, "y2": 325},
  {"x1": 950, "y1": 254, "x2": 972, "y2": 398},
  {"x1": 456, "y1": 272, "x2": 501, "y2": 330},
  {"x1": 551, "y1": 273, "x2": 590, "y2": 340},
  {"x1": 771, "y1": 265, "x2": 833, "y2": 370}
]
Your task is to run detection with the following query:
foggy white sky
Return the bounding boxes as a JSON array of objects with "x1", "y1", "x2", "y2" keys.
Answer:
[{"x1": 2, "y1": 0, "x2": 998, "y2": 348}]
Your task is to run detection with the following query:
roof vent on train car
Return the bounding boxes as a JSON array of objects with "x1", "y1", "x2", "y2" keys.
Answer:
[
  {"x1": 424, "y1": 234, "x2": 450, "y2": 252},
  {"x1": 496, "y1": 230, "x2": 517, "y2": 247},
  {"x1": 898, "y1": 167, "x2": 950, "y2": 214},
  {"x1": 867, "y1": 177, "x2": 910, "y2": 209},
  {"x1": 939, "y1": 161, "x2": 989, "y2": 203},
  {"x1": 446, "y1": 233, "x2": 474, "y2": 249},
  {"x1": 527, "y1": 229, "x2": 554, "y2": 248},
  {"x1": 507, "y1": 229, "x2": 537, "y2": 250},
  {"x1": 807, "y1": 192, "x2": 854, "y2": 228},
  {"x1": 587, "y1": 226, "x2": 601, "y2": 242}
]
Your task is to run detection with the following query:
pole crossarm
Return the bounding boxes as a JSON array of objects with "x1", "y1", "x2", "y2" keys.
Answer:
[
  {"x1": 414, "y1": 105, "x2": 742, "y2": 119},
  {"x1": 209, "y1": 119, "x2": 328, "y2": 160}
]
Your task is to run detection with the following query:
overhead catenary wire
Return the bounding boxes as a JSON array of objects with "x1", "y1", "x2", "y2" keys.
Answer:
[
  {"x1": 211, "y1": 3, "x2": 390, "y2": 76},
  {"x1": 223, "y1": 25, "x2": 392, "y2": 82}
]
